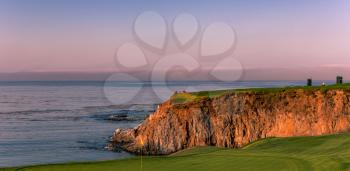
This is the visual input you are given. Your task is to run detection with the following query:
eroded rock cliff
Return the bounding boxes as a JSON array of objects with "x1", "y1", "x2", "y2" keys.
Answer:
[{"x1": 112, "y1": 89, "x2": 350, "y2": 155}]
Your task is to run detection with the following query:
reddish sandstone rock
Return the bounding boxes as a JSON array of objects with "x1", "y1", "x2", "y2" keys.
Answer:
[{"x1": 112, "y1": 89, "x2": 350, "y2": 155}]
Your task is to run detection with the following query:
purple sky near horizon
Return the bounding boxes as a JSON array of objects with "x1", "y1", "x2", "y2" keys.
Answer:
[{"x1": 1, "y1": 0, "x2": 350, "y2": 76}]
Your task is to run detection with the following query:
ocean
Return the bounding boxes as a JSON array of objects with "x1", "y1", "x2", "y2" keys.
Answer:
[{"x1": 0, "y1": 80, "x2": 331, "y2": 167}]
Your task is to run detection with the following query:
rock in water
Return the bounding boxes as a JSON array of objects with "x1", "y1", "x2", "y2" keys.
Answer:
[{"x1": 112, "y1": 89, "x2": 350, "y2": 155}]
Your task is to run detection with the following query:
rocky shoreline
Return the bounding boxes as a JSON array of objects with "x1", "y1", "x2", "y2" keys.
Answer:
[{"x1": 111, "y1": 88, "x2": 350, "y2": 155}]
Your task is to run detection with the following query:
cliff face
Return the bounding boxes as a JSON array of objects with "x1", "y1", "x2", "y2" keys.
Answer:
[{"x1": 112, "y1": 89, "x2": 350, "y2": 155}]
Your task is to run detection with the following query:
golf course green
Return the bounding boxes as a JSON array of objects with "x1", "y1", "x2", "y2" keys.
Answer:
[
  {"x1": 170, "y1": 83, "x2": 350, "y2": 104},
  {"x1": 3, "y1": 132, "x2": 350, "y2": 171}
]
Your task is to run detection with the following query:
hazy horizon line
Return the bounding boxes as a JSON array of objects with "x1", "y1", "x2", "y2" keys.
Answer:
[{"x1": 0, "y1": 66, "x2": 349, "y2": 81}]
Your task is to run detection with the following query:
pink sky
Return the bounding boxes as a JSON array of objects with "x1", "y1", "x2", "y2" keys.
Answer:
[{"x1": 1, "y1": 0, "x2": 350, "y2": 80}]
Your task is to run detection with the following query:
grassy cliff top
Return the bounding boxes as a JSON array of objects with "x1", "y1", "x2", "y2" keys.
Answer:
[{"x1": 170, "y1": 83, "x2": 350, "y2": 104}]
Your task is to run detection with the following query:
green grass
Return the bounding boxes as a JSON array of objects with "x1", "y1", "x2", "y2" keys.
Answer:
[
  {"x1": 171, "y1": 83, "x2": 350, "y2": 104},
  {"x1": 4, "y1": 133, "x2": 350, "y2": 171}
]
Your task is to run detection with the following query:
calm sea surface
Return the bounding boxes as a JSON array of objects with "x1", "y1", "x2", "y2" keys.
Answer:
[{"x1": 0, "y1": 80, "x2": 332, "y2": 167}]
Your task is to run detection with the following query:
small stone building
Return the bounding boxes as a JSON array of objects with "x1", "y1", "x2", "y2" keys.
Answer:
[
  {"x1": 337, "y1": 76, "x2": 343, "y2": 84},
  {"x1": 307, "y1": 78, "x2": 312, "y2": 86}
]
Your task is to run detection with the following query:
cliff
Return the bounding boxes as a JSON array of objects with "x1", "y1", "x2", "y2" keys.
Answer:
[{"x1": 112, "y1": 88, "x2": 350, "y2": 155}]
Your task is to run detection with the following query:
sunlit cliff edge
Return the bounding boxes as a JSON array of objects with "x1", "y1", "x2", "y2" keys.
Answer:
[{"x1": 112, "y1": 85, "x2": 350, "y2": 155}]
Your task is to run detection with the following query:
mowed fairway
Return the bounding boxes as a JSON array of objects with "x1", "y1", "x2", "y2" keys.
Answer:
[{"x1": 4, "y1": 133, "x2": 350, "y2": 171}]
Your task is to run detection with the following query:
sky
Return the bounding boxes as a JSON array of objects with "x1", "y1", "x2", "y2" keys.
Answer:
[{"x1": 1, "y1": 0, "x2": 350, "y2": 80}]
